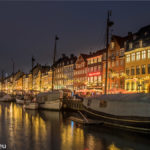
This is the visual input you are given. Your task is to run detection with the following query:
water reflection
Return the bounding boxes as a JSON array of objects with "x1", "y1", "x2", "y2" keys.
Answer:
[{"x1": 0, "y1": 102, "x2": 149, "y2": 150}]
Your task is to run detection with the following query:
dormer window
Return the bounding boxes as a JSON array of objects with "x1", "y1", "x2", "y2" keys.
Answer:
[
  {"x1": 111, "y1": 42, "x2": 115, "y2": 49},
  {"x1": 139, "y1": 40, "x2": 143, "y2": 48},
  {"x1": 144, "y1": 32, "x2": 148, "y2": 36},
  {"x1": 133, "y1": 35, "x2": 136, "y2": 40},
  {"x1": 124, "y1": 41, "x2": 127, "y2": 48},
  {"x1": 129, "y1": 42, "x2": 133, "y2": 49}
]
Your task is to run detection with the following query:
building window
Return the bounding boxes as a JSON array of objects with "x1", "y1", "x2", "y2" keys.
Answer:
[
  {"x1": 98, "y1": 65, "x2": 101, "y2": 71},
  {"x1": 136, "y1": 52, "x2": 140, "y2": 60},
  {"x1": 91, "y1": 59, "x2": 93, "y2": 64},
  {"x1": 126, "y1": 82, "x2": 130, "y2": 90},
  {"x1": 98, "y1": 76, "x2": 101, "y2": 82},
  {"x1": 88, "y1": 60, "x2": 91, "y2": 64},
  {"x1": 111, "y1": 42, "x2": 115, "y2": 49},
  {"x1": 120, "y1": 50, "x2": 124, "y2": 57},
  {"x1": 139, "y1": 40, "x2": 143, "y2": 48},
  {"x1": 136, "y1": 66, "x2": 140, "y2": 75},
  {"x1": 90, "y1": 76, "x2": 93, "y2": 82},
  {"x1": 93, "y1": 58, "x2": 97, "y2": 63},
  {"x1": 120, "y1": 60, "x2": 124, "y2": 66},
  {"x1": 148, "y1": 50, "x2": 150, "y2": 59},
  {"x1": 148, "y1": 64, "x2": 150, "y2": 74},
  {"x1": 131, "y1": 82, "x2": 135, "y2": 90},
  {"x1": 116, "y1": 60, "x2": 119, "y2": 66},
  {"x1": 129, "y1": 43, "x2": 133, "y2": 49},
  {"x1": 142, "y1": 81, "x2": 145, "y2": 91},
  {"x1": 112, "y1": 61, "x2": 115, "y2": 67},
  {"x1": 126, "y1": 54, "x2": 130, "y2": 63},
  {"x1": 94, "y1": 76, "x2": 97, "y2": 82},
  {"x1": 98, "y1": 57, "x2": 101, "y2": 62},
  {"x1": 131, "y1": 67, "x2": 135, "y2": 75},
  {"x1": 142, "y1": 50, "x2": 146, "y2": 59},
  {"x1": 131, "y1": 53, "x2": 135, "y2": 61},
  {"x1": 142, "y1": 65, "x2": 146, "y2": 74},
  {"x1": 126, "y1": 68, "x2": 130, "y2": 76},
  {"x1": 94, "y1": 66, "x2": 97, "y2": 72}
]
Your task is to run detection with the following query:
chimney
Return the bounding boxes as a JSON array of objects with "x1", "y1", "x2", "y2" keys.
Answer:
[{"x1": 128, "y1": 32, "x2": 132, "y2": 36}]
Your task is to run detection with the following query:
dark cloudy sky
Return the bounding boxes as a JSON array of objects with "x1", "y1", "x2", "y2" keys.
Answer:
[{"x1": 0, "y1": 1, "x2": 150, "y2": 75}]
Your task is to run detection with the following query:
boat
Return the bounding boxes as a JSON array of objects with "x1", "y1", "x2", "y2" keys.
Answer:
[
  {"x1": 0, "y1": 94, "x2": 14, "y2": 102},
  {"x1": 16, "y1": 98, "x2": 24, "y2": 105},
  {"x1": 82, "y1": 93, "x2": 150, "y2": 134},
  {"x1": 23, "y1": 95, "x2": 39, "y2": 110},
  {"x1": 16, "y1": 95, "x2": 24, "y2": 104},
  {"x1": 37, "y1": 89, "x2": 72, "y2": 111},
  {"x1": 23, "y1": 102, "x2": 39, "y2": 110}
]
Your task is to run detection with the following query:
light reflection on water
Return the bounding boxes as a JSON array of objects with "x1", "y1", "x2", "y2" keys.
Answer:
[{"x1": 0, "y1": 102, "x2": 149, "y2": 150}]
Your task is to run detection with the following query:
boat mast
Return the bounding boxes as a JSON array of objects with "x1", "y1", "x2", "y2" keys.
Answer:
[
  {"x1": 11, "y1": 59, "x2": 15, "y2": 94},
  {"x1": 1, "y1": 70, "x2": 4, "y2": 93},
  {"x1": 31, "y1": 56, "x2": 35, "y2": 93},
  {"x1": 104, "y1": 11, "x2": 114, "y2": 94},
  {"x1": 52, "y1": 35, "x2": 59, "y2": 91}
]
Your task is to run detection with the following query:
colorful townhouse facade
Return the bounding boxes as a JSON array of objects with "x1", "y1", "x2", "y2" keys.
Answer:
[
  {"x1": 86, "y1": 49, "x2": 105, "y2": 95},
  {"x1": 63, "y1": 55, "x2": 77, "y2": 92},
  {"x1": 41, "y1": 68, "x2": 52, "y2": 92},
  {"x1": 125, "y1": 25, "x2": 150, "y2": 93},
  {"x1": 106, "y1": 35, "x2": 127, "y2": 93},
  {"x1": 74, "y1": 54, "x2": 89, "y2": 95}
]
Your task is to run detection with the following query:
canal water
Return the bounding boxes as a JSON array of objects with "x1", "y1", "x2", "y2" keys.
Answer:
[{"x1": 0, "y1": 102, "x2": 149, "y2": 150}]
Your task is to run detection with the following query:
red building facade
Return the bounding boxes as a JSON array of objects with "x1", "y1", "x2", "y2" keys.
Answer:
[
  {"x1": 87, "y1": 49, "x2": 106, "y2": 95},
  {"x1": 74, "y1": 54, "x2": 89, "y2": 95}
]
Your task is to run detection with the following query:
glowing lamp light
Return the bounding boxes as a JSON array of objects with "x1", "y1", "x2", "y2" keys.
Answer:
[{"x1": 88, "y1": 72, "x2": 101, "y2": 77}]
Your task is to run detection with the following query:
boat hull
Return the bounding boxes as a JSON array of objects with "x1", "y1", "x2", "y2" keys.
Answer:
[
  {"x1": 39, "y1": 100, "x2": 62, "y2": 111},
  {"x1": 24, "y1": 103, "x2": 39, "y2": 110},
  {"x1": 16, "y1": 98, "x2": 24, "y2": 105},
  {"x1": 82, "y1": 94, "x2": 150, "y2": 134}
]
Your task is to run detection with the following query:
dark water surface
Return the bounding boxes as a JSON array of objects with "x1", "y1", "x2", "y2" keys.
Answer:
[{"x1": 0, "y1": 102, "x2": 149, "y2": 150}]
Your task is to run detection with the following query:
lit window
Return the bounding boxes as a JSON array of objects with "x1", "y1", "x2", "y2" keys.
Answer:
[
  {"x1": 148, "y1": 50, "x2": 150, "y2": 59},
  {"x1": 98, "y1": 57, "x2": 101, "y2": 62},
  {"x1": 126, "y1": 68, "x2": 130, "y2": 76},
  {"x1": 112, "y1": 61, "x2": 115, "y2": 67},
  {"x1": 142, "y1": 81, "x2": 145, "y2": 90},
  {"x1": 136, "y1": 66, "x2": 140, "y2": 75},
  {"x1": 148, "y1": 64, "x2": 150, "y2": 74},
  {"x1": 116, "y1": 60, "x2": 119, "y2": 66},
  {"x1": 98, "y1": 76, "x2": 101, "y2": 82},
  {"x1": 91, "y1": 59, "x2": 93, "y2": 64},
  {"x1": 88, "y1": 60, "x2": 91, "y2": 64},
  {"x1": 126, "y1": 54, "x2": 130, "y2": 63},
  {"x1": 131, "y1": 82, "x2": 135, "y2": 90},
  {"x1": 111, "y1": 42, "x2": 115, "y2": 49},
  {"x1": 90, "y1": 76, "x2": 93, "y2": 82},
  {"x1": 139, "y1": 40, "x2": 143, "y2": 48},
  {"x1": 129, "y1": 43, "x2": 133, "y2": 49},
  {"x1": 94, "y1": 66, "x2": 97, "y2": 72},
  {"x1": 120, "y1": 60, "x2": 124, "y2": 66},
  {"x1": 136, "y1": 52, "x2": 140, "y2": 60},
  {"x1": 126, "y1": 82, "x2": 130, "y2": 90},
  {"x1": 94, "y1": 58, "x2": 97, "y2": 63},
  {"x1": 131, "y1": 67, "x2": 135, "y2": 75},
  {"x1": 142, "y1": 50, "x2": 146, "y2": 59},
  {"x1": 94, "y1": 76, "x2": 97, "y2": 82},
  {"x1": 142, "y1": 65, "x2": 146, "y2": 74},
  {"x1": 131, "y1": 53, "x2": 135, "y2": 61},
  {"x1": 98, "y1": 65, "x2": 101, "y2": 71}
]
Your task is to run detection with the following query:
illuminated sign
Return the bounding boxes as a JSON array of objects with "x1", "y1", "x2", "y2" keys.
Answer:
[{"x1": 88, "y1": 72, "x2": 101, "y2": 77}]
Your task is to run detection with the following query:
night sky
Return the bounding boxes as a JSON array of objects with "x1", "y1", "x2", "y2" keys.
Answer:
[{"x1": 1, "y1": 1, "x2": 150, "y2": 75}]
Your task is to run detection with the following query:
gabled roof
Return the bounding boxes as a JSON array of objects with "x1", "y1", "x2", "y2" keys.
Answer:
[{"x1": 80, "y1": 53, "x2": 90, "y2": 62}]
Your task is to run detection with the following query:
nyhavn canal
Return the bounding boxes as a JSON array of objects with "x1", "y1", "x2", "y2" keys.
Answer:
[{"x1": 0, "y1": 102, "x2": 149, "y2": 150}]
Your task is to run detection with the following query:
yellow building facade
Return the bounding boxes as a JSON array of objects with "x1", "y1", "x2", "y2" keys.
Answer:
[{"x1": 125, "y1": 46, "x2": 150, "y2": 93}]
